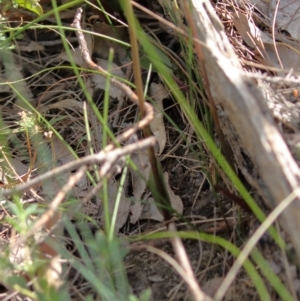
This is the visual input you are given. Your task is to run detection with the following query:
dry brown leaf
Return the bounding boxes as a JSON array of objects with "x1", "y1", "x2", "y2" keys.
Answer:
[
  {"x1": 101, "y1": 179, "x2": 131, "y2": 231},
  {"x1": 232, "y1": 12, "x2": 272, "y2": 48},
  {"x1": 140, "y1": 172, "x2": 183, "y2": 221},
  {"x1": 40, "y1": 98, "x2": 83, "y2": 113},
  {"x1": 0, "y1": 76, "x2": 11, "y2": 93},
  {"x1": 4, "y1": 158, "x2": 28, "y2": 178},
  {"x1": 18, "y1": 41, "x2": 45, "y2": 52},
  {"x1": 129, "y1": 200, "x2": 143, "y2": 224},
  {"x1": 92, "y1": 23, "x2": 130, "y2": 66},
  {"x1": 270, "y1": 0, "x2": 300, "y2": 40},
  {"x1": 50, "y1": 136, "x2": 75, "y2": 166},
  {"x1": 54, "y1": 137, "x2": 86, "y2": 195},
  {"x1": 164, "y1": 172, "x2": 183, "y2": 214},
  {"x1": 149, "y1": 82, "x2": 168, "y2": 154},
  {"x1": 0, "y1": 158, "x2": 31, "y2": 187},
  {"x1": 263, "y1": 43, "x2": 300, "y2": 71},
  {"x1": 247, "y1": 0, "x2": 300, "y2": 41},
  {"x1": 38, "y1": 136, "x2": 80, "y2": 199},
  {"x1": 139, "y1": 197, "x2": 162, "y2": 221},
  {"x1": 202, "y1": 277, "x2": 224, "y2": 297},
  {"x1": 91, "y1": 58, "x2": 126, "y2": 100},
  {"x1": 59, "y1": 46, "x2": 86, "y2": 66},
  {"x1": 129, "y1": 149, "x2": 151, "y2": 223},
  {"x1": 57, "y1": 32, "x2": 93, "y2": 67},
  {"x1": 232, "y1": 11, "x2": 300, "y2": 71}
]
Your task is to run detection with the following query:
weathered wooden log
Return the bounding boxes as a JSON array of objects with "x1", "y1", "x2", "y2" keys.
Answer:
[{"x1": 189, "y1": 0, "x2": 300, "y2": 260}]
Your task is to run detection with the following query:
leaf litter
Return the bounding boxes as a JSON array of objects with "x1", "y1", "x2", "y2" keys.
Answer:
[
  {"x1": 1, "y1": 0, "x2": 300, "y2": 300},
  {"x1": 149, "y1": 82, "x2": 168, "y2": 155}
]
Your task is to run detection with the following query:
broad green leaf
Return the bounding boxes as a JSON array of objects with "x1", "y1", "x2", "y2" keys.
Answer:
[{"x1": 15, "y1": 0, "x2": 43, "y2": 16}]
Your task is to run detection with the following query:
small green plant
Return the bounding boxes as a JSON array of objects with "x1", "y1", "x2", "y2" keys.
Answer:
[
  {"x1": 0, "y1": 1, "x2": 296, "y2": 301},
  {"x1": 0, "y1": 0, "x2": 43, "y2": 16},
  {"x1": 0, "y1": 0, "x2": 43, "y2": 49}
]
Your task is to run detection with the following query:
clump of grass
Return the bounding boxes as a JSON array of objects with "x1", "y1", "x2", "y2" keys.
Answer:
[{"x1": 0, "y1": 1, "x2": 296, "y2": 301}]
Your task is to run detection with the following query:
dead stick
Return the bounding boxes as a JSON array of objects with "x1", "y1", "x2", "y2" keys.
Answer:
[
  {"x1": 124, "y1": 1, "x2": 172, "y2": 221},
  {"x1": 124, "y1": 3, "x2": 212, "y2": 300},
  {"x1": 1, "y1": 137, "x2": 156, "y2": 198}
]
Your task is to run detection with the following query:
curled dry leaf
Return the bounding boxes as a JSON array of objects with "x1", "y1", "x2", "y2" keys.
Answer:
[
  {"x1": 140, "y1": 172, "x2": 183, "y2": 221},
  {"x1": 91, "y1": 58, "x2": 126, "y2": 100},
  {"x1": 18, "y1": 41, "x2": 45, "y2": 52},
  {"x1": 39, "y1": 136, "x2": 87, "y2": 199},
  {"x1": 201, "y1": 277, "x2": 224, "y2": 297},
  {"x1": 41, "y1": 100, "x2": 101, "y2": 195},
  {"x1": 101, "y1": 179, "x2": 131, "y2": 231},
  {"x1": 53, "y1": 136, "x2": 88, "y2": 197},
  {"x1": 236, "y1": 0, "x2": 300, "y2": 71},
  {"x1": 149, "y1": 82, "x2": 168, "y2": 154},
  {"x1": 232, "y1": 12, "x2": 272, "y2": 48},
  {"x1": 91, "y1": 58, "x2": 127, "y2": 126},
  {"x1": 263, "y1": 44, "x2": 300, "y2": 71},
  {"x1": 129, "y1": 149, "x2": 151, "y2": 224},
  {"x1": 51, "y1": 136, "x2": 75, "y2": 166},
  {"x1": 92, "y1": 22, "x2": 130, "y2": 66},
  {"x1": 248, "y1": 0, "x2": 300, "y2": 40},
  {"x1": 0, "y1": 76, "x2": 11, "y2": 93},
  {"x1": 270, "y1": 0, "x2": 300, "y2": 40},
  {"x1": 57, "y1": 31, "x2": 93, "y2": 67},
  {"x1": 0, "y1": 158, "x2": 28, "y2": 180}
]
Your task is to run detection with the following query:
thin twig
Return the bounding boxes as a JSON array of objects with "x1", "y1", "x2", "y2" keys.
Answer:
[
  {"x1": 3, "y1": 8, "x2": 157, "y2": 250},
  {"x1": 1, "y1": 137, "x2": 156, "y2": 198},
  {"x1": 182, "y1": 0, "x2": 234, "y2": 169},
  {"x1": 168, "y1": 223, "x2": 213, "y2": 301},
  {"x1": 215, "y1": 188, "x2": 300, "y2": 301},
  {"x1": 71, "y1": 8, "x2": 154, "y2": 150},
  {"x1": 10, "y1": 166, "x2": 87, "y2": 247},
  {"x1": 124, "y1": 1, "x2": 172, "y2": 221},
  {"x1": 9, "y1": 137, "x2": 156, "y2": 248}
]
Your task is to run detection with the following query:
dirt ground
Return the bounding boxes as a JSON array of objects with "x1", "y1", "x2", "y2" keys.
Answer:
[{"x1": 1, "y1": 0, "x2": 300, "y2": 300}]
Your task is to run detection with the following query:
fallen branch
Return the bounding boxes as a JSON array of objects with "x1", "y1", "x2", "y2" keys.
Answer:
[
  {"x1": 7, "y1": 136, "x2": 156, "y2": 248},
  {"x1": 1, "y1": 137, "x2": 156, "y2": 198},
  {"x1": 188, "y1": 0, "x2": 300, "y2": 261}
]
